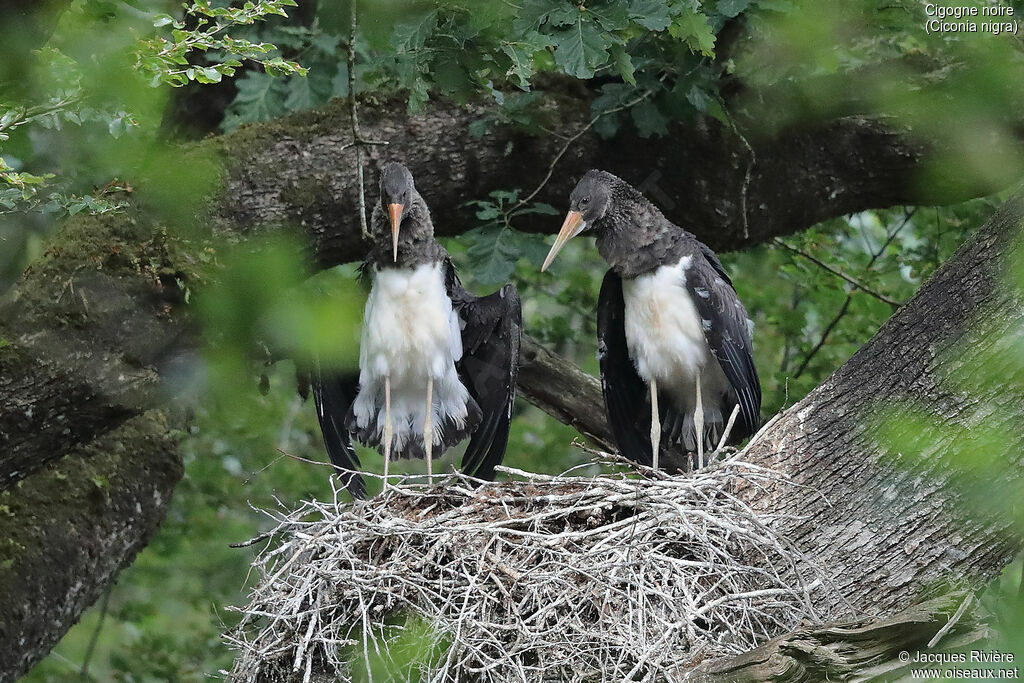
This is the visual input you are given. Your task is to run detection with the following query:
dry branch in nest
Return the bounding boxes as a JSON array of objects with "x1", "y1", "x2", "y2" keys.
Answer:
[{"x1": 225, "y1": 455, "x2": 832, "y2": 682}]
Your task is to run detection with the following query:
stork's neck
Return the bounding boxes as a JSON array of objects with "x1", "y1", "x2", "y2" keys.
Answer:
[{"x1": 594, "y1": 202, "x2": 693, "y2": 280}]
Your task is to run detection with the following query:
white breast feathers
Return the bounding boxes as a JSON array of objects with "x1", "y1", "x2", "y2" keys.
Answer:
[
  {"x1": 622, "y1": 256, "x2": 708, "y2": 384},
  {"x1": 351, "y1": 262, "x2": 472, "y2": 453}
]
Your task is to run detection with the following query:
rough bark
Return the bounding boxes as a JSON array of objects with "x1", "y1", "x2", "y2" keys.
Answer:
[
  {"x1": 0, "y1": 412, "x2": 182, "y2": 681},
  {"x1": 699, "y1": 593, "x2": 990, "y2": 682},
  {"x1": 740, "y1": 192, "x2": 1024, "y2": 620},
  {"x1": 210, "y1": 99, "x2": 1005, "y2": 267},
  {"x1": 0, "y1": 213, "x2": 190, "y2": 680},
  {"x1": 0, "y1": 213, "x2": 190, "y2": 487}
]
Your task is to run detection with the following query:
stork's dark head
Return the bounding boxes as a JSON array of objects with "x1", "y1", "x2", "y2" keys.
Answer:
[
  {"x1": 378, "y1": 162, "x2": 417, "y2": 262},
  {"x1": 542, "y1": 170, "x2": 616, "y2": 271}
]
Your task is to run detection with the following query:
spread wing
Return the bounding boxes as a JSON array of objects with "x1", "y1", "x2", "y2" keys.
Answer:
[
  {"x1": 685, "y1": 256, "x2": 761, "y2": 440},
  {"x1": 311, "y1": 364, "x2": 366, "y2": 499},
  {"x1": 446, "y1": 262, "x2": 522, "y2": 481}
]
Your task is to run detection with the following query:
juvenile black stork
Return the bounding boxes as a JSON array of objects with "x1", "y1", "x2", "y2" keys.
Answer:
[
  {"x1": 541, "y1": 169, "x2": 760, "y2": 471},
  {"x1": 313, "y1": 162, "x2": 522, "y2": 498}
]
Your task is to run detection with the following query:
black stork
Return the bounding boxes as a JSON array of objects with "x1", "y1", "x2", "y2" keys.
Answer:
[
  {"x1": 313, "y1": 162, "x2": 522, "y2": 498},
  {"x1": 541, "y1": 169, "x2": 761, "y2": 470}
]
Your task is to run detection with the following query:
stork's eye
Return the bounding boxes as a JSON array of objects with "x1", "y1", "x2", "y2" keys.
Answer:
[{"x1": 580, "y1": 197, "x2": 590, "y2": 206}]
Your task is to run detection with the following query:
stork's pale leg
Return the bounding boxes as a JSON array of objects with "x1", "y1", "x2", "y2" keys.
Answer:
[
  {"x1": 424, "y1": 377, "x2": 434, "y2": 485},
  {"x1": 695, "y1": 375, "x2": 705, "y2": 469},
  {"x1": 650, "y1": 378, "x2": 661, "y2": 471},
  {"x1": 383, "y1": 376, "x2": 393, "y2": 487}
]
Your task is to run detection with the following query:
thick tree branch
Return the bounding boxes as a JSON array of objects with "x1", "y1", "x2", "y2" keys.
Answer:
[
  {"x1": 698, "y1": 593, "x2": 989, "y2": 682},
  {"x1": 208, "y1": 96, "x2": 1020, "y2": 268},
  {"x1": 0, "y1": 412, "x2": 182, "y2": 680},
  {"x1": 517, "y1": 336, "x2": 611, "y2": 450}
]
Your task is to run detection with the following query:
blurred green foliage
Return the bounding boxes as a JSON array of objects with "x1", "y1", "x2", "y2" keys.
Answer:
[{"x1": 6, "y1": 0, "x2": 1024, "y2": 679}]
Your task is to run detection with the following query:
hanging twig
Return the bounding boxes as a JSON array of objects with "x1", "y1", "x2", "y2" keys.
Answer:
[
  {"x1": 718, "y1": 97, "x2": 756, "y2": 241},
  {"x1": 349, "y1": 0, "x2": 369, "y2": 241},
  {"x1": 793, "y1": 296, "x2": 853, "y2": 379},
  {"x1": 80, "y1": 585, "x2": 113, "y2": 678},
  {"x1": 346, "y1": 0, "x2": 388, "y2": 242}
]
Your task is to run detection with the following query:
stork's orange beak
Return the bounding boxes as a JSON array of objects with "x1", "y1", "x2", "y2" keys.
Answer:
[
  {"x1": 541, "y1": 210, "x2": 585, "y2": 272},
  {"x1": 388, "y1": 203, "x2": 403, "y2": 262}
]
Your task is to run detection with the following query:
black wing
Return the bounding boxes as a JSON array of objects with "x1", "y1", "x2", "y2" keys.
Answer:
[
  {"x1": 598, "y1": 270, "x2": 656, "y2": 467},
  {"x1": 686, "y1": 255, "x2": 761, "y2": 440},
  {"x1": 445, "y1": 262, "x2": 522, "y2": 482},
  {"x1": 311, "y1": 363, "x2": 366, "y2": 499},
  {"x1": 699, "y1": 241, "x2": 734, "y2": 288}
]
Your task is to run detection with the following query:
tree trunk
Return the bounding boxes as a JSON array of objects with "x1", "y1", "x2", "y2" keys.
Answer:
[
  {"x1": 1, "y1": 87, "x2": 1022, "y2": 676},
  {"x1": 741, "y1": 192, "x2": 1024, "y2": 620}
]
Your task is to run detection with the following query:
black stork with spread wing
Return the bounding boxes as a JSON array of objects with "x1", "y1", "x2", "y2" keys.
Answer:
[
  {"x1": 541, "y1": 169, "x2": 761, "y2": 471},
  {"x1": 313, "y1": 162, "x2": 522, "y2": 498}
]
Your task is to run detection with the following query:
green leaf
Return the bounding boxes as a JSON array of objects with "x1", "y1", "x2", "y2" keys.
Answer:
[
  {"x1": 611, "y1": 44, "x2": 636, "y2": 85},
  {"x1": 716, "y1": 0, "x2": 750, "y2": 18},
  {"x1": 669, "y1": 12, "x2": 716, "y2": 57},
  {"x1": 108, "y1": 116, "x2": 126, "y2": 138},
  {"x1": 513, "y1": 0, "x2": 559, "y2": 32},
  {"x1": 502, "y1": 34, "x2": 546, "y2": 89},
  {"x1": 631, "y1": 100, "x2": 668, "y2": 137},
  {"x1": 466, "y1": 226, "x2": 519, "y2": 283},
  {"x1": 587, "y1": 0, "x2": 630, "y2": 31},
  {"x1": 628, "y1": 0, "x2": 673, "y2": 31},
  {"x1": 407, "y1": 75, "x2": 431, "y2": 113},
  {"x1": 520, "y1": 202, "x2": 560, "y2": 216},
  {"x1": 685, "y1": 84, "x2": 728, "y2": 123},
  {"x1": 223, "y1": 72, "x2": 287, "y2": 129},
  {"x1": 392, "y1": 8, "x2": 438, "y2": 51},
  {"x1": 547, "y1": 3, "x2": 584, "y2": 27},
  {"x1": 552, "y1": 19, "x2": 611, "y2": 79},
  {"x1": 196, "y1": 66, "x2": 223, "y2": 84},
  {"x1": 284, "y1": 67, "x2": 333, "y2": 111}
]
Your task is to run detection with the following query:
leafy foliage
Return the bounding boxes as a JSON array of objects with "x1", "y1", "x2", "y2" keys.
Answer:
[
  {"x1": 0, "y1": 0, "x2": 307, "y2": 220},
  {"x1": 140, "y1": 0, "x2": 307, "y2": 88}
]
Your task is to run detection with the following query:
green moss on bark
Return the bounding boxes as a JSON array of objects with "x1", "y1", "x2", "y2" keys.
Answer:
[{"x1": 0, "y1": 412, "x2": 182, "y2": 678}]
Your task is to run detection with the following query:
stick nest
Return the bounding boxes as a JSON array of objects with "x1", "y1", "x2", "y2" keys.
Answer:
[{"x1": 226, "y1": 457, "x2": 826, "y2": 682}]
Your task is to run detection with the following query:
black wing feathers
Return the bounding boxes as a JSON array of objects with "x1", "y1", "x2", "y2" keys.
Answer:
[
  {"x1": 597, "y1": 271, "x2": 656, "y2": 467},
  {"x1": 699, "y1": 241, "x2": 734, "y2": 288},
  {"x1": 446, "y1": 262, "x2": 521, "y2": 481},
  {"x1": 686, "y1": 257, "x2": 761, "y2": 439},
  {"x1": 311, "y1": 366, "x2": 366, "y2": 499}
]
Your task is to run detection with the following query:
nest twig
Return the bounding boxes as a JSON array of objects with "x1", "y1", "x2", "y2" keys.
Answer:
[{"x1": 225, "y1": 457, "x2": 829, "y2": 682}]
